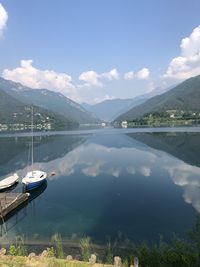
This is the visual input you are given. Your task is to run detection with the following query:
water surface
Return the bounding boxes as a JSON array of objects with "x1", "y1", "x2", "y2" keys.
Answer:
[{"x1": 0, "y1": 128, "x2": 199, "y2": 246}]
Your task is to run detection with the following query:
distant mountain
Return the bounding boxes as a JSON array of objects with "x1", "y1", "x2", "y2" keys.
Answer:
[
  {"x1": 83, "y1": 86, "x2": 173, "y2": 122},
  {"x1": 0, "y1": 87, "x2": 76, "y2": 130},
  {"x1": 115, "y1": 75, "x2": 200, "y2": 122},
  {"x1": 81, "y1": 102, "x2": 92, "y2": 110},
  {"x1": 84, "y1": 98, "x2": 135, "y2": 121},
  {"x1": 0, "y1": 77, "x2": 100, "y2": 124}
]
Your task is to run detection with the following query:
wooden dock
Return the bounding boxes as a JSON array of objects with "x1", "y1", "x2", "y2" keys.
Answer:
[{"x1": 0, "y1": 193, "x2": 29, "y2": 220}]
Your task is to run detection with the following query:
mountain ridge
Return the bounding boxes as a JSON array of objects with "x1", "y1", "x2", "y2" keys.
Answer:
[
  {"x1": 83, "y1": 85, "x2": 174, "y2": 122},
  {"x1": 0, "y1": 87, "x2": 77, "y2": 130},
  {"x1": 0, "y1": 77, "x2": 100, "y2": 124},
  {"x1": 115, "y1": 75, "x2": 200, "y2": 122}
]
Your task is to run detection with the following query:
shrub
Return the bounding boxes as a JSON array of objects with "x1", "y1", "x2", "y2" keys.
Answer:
[
  {"x1": 52, "y1": 233, "x2": 64, "y2": 259},
  {"x1": 80, "y1": 237, "x2": 91, "y2": 261}
]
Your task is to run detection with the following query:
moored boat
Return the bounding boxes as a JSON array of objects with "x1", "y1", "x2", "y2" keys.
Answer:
[
  {"x1": 22, "y1": 170, "x2": 47, "y2": 190},
  {"x1": 22, "y1": 107, "x2": 47, "y2": 191},
  {"x1": 0, "y1": 173, "x2": 19, "y2": 190}
]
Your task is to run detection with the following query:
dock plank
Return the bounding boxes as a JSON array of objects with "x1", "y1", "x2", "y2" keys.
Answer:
[{"x1": 0, "y1": 193, "x2": 29, "y2": 219}]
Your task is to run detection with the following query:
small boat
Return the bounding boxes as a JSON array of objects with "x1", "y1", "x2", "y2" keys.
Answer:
[
  {"x1": 22, "y1": 106, "x2": 47, "y2": 191},
  {"x1": 0, "y1": 173, "x2": 19, "y2": 190},
  {"x1": 22, "y1": 170, "x2": 47, "y2": 191}
]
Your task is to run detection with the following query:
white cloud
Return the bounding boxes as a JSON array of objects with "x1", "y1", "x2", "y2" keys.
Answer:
[
  {"x1": 136, "y1": 68, "x2": 150, "y2": 80},
  {"x1": 2, "y1": 59, "x2": 80, "y2": 101},
  {"x1": 0, "y1": 3, "x2": 8, "y2": 38},
  {"x1": 79, "y1": 68, "x2": 119, "y2": 87},
  {"x1": 79, "y1": 70, "x2": 102, "y2": 87},
  {"x1": 102, "y1": 68, "x2": 119, "y2": 80},
  {"x1": 124, "y1": 68, "x2": 150, "y2": 81},
  {"x1": 2, "y1": 60, "x2": 120, "y2": 103},
  {"x1": 93, "y1": 94, "x2": 113, "y2": 104},
  {"x1": 124, "y1": 71, "x2": 134, "y2": 80},
  {"x1": 164, "y1": 25, "x2": 200, "y2": 80}
]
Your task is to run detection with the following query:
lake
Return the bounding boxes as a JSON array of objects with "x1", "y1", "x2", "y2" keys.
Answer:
[{"x1": 0, "y1": 127, "x2": 199, "y2": 247}]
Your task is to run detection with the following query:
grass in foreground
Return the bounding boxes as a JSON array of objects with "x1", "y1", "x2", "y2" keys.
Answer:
[{"x1": 0, "y1": 256, "x2": 109, "y2": 267}]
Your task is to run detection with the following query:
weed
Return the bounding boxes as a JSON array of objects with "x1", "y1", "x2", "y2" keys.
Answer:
[
  {"x1": 80, "y1": 237, "x2": 91, "y2": 261},
  {"x1": 52, "y1": 233, "x2": 64, "y2": 259}
]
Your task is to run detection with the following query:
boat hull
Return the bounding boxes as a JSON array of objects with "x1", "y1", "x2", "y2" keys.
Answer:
[{"x1": 24, "y1": 179, "x2": 46, "y2": 191}]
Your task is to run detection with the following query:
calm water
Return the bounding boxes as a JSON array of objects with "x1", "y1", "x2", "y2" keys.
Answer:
[{"x1": 0, "y1": 128, "x2": 200, "y2": 246}]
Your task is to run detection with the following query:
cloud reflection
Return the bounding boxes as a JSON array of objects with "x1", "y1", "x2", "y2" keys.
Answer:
[
  {"x1": 6, "y1": 142, "x2": 156, "y2": 183},
  {"x1": 165, "y1": 163, "x2": 200, "y2": 212},
  {"x1": 3, "y1": 135, "x2": 200, "y2": 214}
]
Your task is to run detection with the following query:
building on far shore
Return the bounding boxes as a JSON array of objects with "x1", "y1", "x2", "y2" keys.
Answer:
[{"x1": 121, "y1": 121, "x2": 128, "y2": 128}]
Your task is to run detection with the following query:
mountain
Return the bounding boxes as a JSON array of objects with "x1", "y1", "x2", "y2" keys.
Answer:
[
  {"x1": 84, "y1": 98, "x2": 135, "y2": 122},
  {"x1": 0, "y1": 77, "x2": 100, "y2": 124},
  {"x1": 115, "y1": 75, "x2": 200, "y2": 121},
  {"x1": 0, "y1": 87, "x2": 77, "y2": 130},
  {"x1": 84, "y1": 86, "x2": 173, "y2": 122}
]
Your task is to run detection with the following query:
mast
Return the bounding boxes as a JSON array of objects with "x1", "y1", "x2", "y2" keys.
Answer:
[{"x1": 31, "y1": 106, "x2": 34, "y2": 172}]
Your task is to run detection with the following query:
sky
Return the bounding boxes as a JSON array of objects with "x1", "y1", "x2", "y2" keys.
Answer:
[{"x1": 1, "y1": 0, "x2": 200, "y2": 104}]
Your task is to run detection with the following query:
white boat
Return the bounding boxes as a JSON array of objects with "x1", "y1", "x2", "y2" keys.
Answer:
[
  {"x1": 22, "y1": 107, "x2": 47, "y2": 190},
  {"x1": 22, "y1": 171, "x2": 47, "y2": 190},
  {"x1": 0, "y1": 173, "x2": 19, "y2": 190}
]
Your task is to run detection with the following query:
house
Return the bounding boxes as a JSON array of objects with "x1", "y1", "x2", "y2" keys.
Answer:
[{"x1": 121, "y1": 121, "x2": 128, "y2": 128}]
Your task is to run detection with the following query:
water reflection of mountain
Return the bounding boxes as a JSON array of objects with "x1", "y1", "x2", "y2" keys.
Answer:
[
  {"x1": 0, "y1": 134, "x2": 88, "y2": 177},
  {"x1": 128, "y1": 132, "x2": 200, "y2": 168},
  {"x1": 0, "y1": 137, "x2": 29, "y2": 165}
]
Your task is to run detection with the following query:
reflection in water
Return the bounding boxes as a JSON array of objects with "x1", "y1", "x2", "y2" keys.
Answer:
[
  {"x1": 130, "y1": 132, "x2": 200, "y2": 213},
  {"x1": 0, "y1": 134, "x2": 87, "y2": 180},
  {"x1": 27, "y1": 180, "x2": 48, "y2": 202},
  {"x1": 0, "y1": 180, "x2": 47, "y2": 240},
  {"x1": 131, "y1": 132, "x2": 200, "y2": 168},
  {"x1": 0, "y1": 181, "x2": 18, "y2": 193},
  {"x1": 0, "y1": 131, "x2": 200, "y2": 245},
  {"x1": 165, "y1": 163, "x2": 200, "y2": 212}
]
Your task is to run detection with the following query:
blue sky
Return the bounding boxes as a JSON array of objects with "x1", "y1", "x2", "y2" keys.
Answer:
[{"x1": 1, "y1": 0, "x2": 200, "y2": 103}]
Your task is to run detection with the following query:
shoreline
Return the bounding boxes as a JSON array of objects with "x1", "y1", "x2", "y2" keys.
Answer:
[{"x1": 1, "y1": 125, "x2": 200, "y2": 138}]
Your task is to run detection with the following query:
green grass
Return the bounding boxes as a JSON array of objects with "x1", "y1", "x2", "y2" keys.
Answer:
[{"x1": 0, "y1": 256, "x2": 106, "y2": 267}]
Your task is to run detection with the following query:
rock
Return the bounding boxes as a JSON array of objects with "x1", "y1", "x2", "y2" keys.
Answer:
[
  {"x1": 41, "y1": 250, "x2": 48, "y2": 257},
  {"x1": 74, "y1": 254, "x2": 81, "y2": 260},
  {"x1": 134, "y1": 257, "x2": 139, "y2": 267},
  {"x1": 0, "y1": 248, "x2": 6, "y2": 256},
  {"x1": 28, "y1": 252, "x2": 36, "y2": 258},
  {"x1": 89, "y1": 254, "x2": 97, "y2": 264},
  {"x1": 114, "y1": 256, "x2": 122, "y2": 267},
  {"x1": 66, "y1": 255, "x2": 73, "y2": 261}
]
